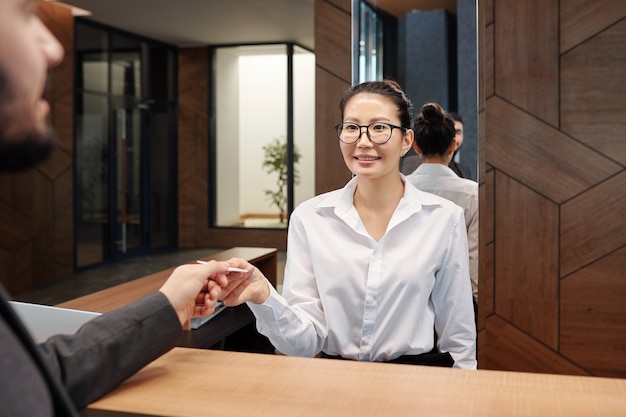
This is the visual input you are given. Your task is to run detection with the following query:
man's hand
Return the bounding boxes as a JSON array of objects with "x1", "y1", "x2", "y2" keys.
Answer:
[
  {"x1": 159, "y1": 261, "x2": 233, "y2": 326},
  {"x1": 210, "y1": 258, "x2": 271, "y2": 306}
]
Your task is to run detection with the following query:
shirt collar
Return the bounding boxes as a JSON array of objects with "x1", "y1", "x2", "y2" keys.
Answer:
[
  {"x1": 316, "y1": 175, "x2": 446, "y2": 213},
  {"x1": 413, "y1": 163, "x2": 459, "y2": 178}
]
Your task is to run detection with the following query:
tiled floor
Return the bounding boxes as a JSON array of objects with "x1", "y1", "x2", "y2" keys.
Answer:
[{"x1": 14, "y1": 248, "x2": 285, "y2": 306}]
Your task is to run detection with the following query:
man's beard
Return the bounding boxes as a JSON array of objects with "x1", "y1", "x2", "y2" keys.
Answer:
[{"x1": 0, "y1": 68, "x2": 55, "y2": 173}]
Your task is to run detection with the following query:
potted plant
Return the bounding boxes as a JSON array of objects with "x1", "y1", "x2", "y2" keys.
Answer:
[{"x1": 262, "y1": 136, "x2": 301, "y2": 223}]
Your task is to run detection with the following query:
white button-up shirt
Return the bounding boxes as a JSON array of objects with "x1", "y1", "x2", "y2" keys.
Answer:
[
  {"x1": 406, "y1": 163, "x2": 479, "y2": 300},
  {"x1": 248, "y1": 176, "x2": 477, "y2": 369}
]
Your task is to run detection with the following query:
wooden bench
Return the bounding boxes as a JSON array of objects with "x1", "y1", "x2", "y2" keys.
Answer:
[{"x1": 57, "y1": 247, "x2": 278, "y2": 351}]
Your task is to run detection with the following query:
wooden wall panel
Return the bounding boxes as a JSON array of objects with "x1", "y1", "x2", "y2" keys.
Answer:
[
  {"x1": 315, "y1": 0, "x2": 353, "y2": 195},
  {"x1": 0, "y1": 2, "x2": 74, "y2": 294},
  {"x1": 484, "y1": 22, "x2": 494, "y2": 99},
  {"x1": 494, "y1": 0, "x2": 559, "y2": 126},
  {"x1": 486, "y1": 97, "x2": 620, "y2": 203},
  {"x1": 482, "y1": 0, "x2": 626, "y2": 377},
  {"x1": 178, "y1": 47, "x2": 210, "y2": 248},
  {"x1": 495, "y1": 173, "x2": 559, "y2": 349},
  {"x1": 560, "y1": 246, "x2": 626, "y2": 377},
  {"x1": 561, "y1": 19, "x2": 626, "y2": 166},
  {"x1": 561, "y1": 172, "x2": 626, "y2": 276},
  {"x1": 477, "y1": 168, "x2": 494, "y2": 332},
  {"x1": 483, "y1": 316, "x2": 588, "y2": 375},
  {"x1": 560, "y1": 0, "x2": 626, "y2": 53}
]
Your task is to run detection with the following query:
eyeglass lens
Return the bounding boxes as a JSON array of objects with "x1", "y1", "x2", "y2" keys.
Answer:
[{"x1": 336, "y1": 123, "x2": 394, "y2": 144}]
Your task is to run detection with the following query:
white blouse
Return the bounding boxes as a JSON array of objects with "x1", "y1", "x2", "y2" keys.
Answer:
[{"x1": 247, "y1": 176, "x2": 477, "y2": 369}]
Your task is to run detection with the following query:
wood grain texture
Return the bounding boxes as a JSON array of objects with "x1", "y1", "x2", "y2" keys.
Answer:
[
  {"x1": 483, "y1": 315, "x2": 590, "y2": 375},
  {"x1": 486, "y1": 97, "x2": 621, "y2": 203},
  {"x1": 485, "y1": 0, "x2": 494, "y2": 25},
  {"x1": 561, "y1": 19, "x2": 626, "y2": 166},
  {"x1": 483, "y1": 0, "x2": 626, "y2": 377},
  {"x1": 494, "y1": 173, "x2": 559, "y2": 349},
  {"x1": 314, "y1": 0, "x2": 352, "y2": 82},
  {"x1": 315, "y1": 68, "x2": 352, "y2": 194},
  {"x1": 478, "y1": 169, "x2": 494, "y2": 329},
  {"x1": 484, "y1": 22, "x2": 494, "y2": 99},
  {"x1": 314, "y1": 0, "x2": 353, "y2": 195},
  {"x1": 560, "y1": 171, "x2": 626, "y2": 276},
  {"x1": 58, "y1": 247, "x2": 278, "y2": 312},
  {"x1": 494, "y1": 0, "x2": 559, "y2": 126},
  {"x1": 560, "y1": 0, "x2": 626, "y2": 53},
  {"x1": 86, "y1": 348, "x2": 626, "y2": 417},
  {"x1": 560, "y1": 246, "x2": 626, "y2": 377},
  {"x1": 178, "y1": 47, "x2": 210, "y2": 248}
]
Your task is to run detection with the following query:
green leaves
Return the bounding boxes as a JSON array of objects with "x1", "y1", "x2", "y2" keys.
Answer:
[{"x1": 262, "y1": 137, "x2": 301, "y2": 222}]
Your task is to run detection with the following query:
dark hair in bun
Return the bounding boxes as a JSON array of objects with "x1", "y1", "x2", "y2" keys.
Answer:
[{"x1": 412, "y1": 102, "x2": 455, "y2": 156}]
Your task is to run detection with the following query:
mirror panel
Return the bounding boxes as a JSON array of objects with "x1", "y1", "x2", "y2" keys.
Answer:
[{"x1": 352, "y1": 0, "x2": 478, "y2": 181}]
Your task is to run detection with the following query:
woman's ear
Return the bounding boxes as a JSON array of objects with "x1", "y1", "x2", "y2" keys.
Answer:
[{"x1": 403, "y1": 129, "x2": 414, "y2": 156}]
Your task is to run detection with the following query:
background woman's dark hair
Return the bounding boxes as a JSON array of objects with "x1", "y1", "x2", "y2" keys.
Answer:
[
  {"x1": 412, "y1": 102, "x2": 455, "y2": 156},
  {"x1": 339, "y1": 80, "x2": 413, "y2": 129}
]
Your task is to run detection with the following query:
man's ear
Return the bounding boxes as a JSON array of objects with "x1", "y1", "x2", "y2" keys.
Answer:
[
  {"x1": 449, "y1": 140, "x2": 459, "y2": 154},
  {"x1": 412, "y1": 141, "x2": 422, "y2": 156}
]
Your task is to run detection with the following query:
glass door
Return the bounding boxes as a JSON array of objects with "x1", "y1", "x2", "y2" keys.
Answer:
[
  {"x1": 74, "y1": 20, "x2": 177, "y2": 269},
  {"x1": 113, "y1": 100, "x2": 143, "y2": 256}
]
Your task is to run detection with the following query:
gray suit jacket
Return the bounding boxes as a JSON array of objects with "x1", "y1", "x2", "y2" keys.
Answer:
[{"x1": 0, "y1": 287, "x2": 182, "y2": 417}]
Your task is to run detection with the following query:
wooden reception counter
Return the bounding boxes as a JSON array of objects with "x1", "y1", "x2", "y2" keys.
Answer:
[
  {"x1": 58, "y1": 247, "x2": 277, "y2": 351},
  {"x1": 85, "y1": 348, "x2": 626, "y2": 417}
]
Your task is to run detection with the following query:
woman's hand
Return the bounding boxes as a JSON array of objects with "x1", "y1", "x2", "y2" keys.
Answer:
[
  {"x1": 159, "y1": 261, "x2": 232, "y2": 326},
  {"x1": 211, "y1": 258, "x2": 271, "y2": 306}
]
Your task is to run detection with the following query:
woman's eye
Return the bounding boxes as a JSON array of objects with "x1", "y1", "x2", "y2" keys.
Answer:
[
  {"x1": 345, "y1": 124, "x2": 359, "y2": 131},
  {"x1": 371, "y1": 123, "x2": 388, "y2": 131}
]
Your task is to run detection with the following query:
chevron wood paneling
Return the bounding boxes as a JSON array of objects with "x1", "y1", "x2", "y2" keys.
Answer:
[
  {"x1": 494, "y1": 0, "x2": 559, "y2": 127},
  {"x1": 495, "y1": 173, "x2": 559, "y2": 349},
  {"x1": 560, "y1": 0, "x2": 626, "y2": 53},
  {"x1": 561, "y1": 172, "x2": 626, "y2": 276},
  {"x1": 484, "y1": 315, "x2": 589, "y2": 375},
  {"x1": 486, "y1": 97, "x2": 621, "y2": 203},
  {"x1": 481, "y1": 0, "x2": 626, "y2": 377},
  {"x1": 561, "y1": 19, "x2": 626, "y2": 166},
  {"x1": 560, "y1": 245, "x2": 626, "y2": 377}
]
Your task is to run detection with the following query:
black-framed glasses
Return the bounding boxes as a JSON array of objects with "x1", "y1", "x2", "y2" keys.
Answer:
[{"x1": 334, "y1": 122, "x2": 406, "y2": 144}]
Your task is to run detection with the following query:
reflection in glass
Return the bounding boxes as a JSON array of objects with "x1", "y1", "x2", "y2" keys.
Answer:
[
  {"x1": 356, "y1": 1, "x2": 384, "y2": 83},
  {"x1": 352, "y1": 0, "x2": 478, "y2": 181},
  {"x1": 74, "y1": 20, "x2": 178, "y2": 268},
  {"x1": 75, "y1": 93, "x2": 110, "y2": 267},
  {"x1": 213, "y1": 44, "x2": 315, "y2": 229}
]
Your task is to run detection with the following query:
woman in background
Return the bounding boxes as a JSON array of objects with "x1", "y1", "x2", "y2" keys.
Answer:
[
  {"x1": 406, "y1": 103, "x2": 478, "y2": 316},
  {"x1": 221, "y1": 81, "x2": 476, "y2": 369}
]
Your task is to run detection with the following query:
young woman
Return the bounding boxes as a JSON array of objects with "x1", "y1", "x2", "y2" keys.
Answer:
[{"x1": 221, "y1": 81, "x2": 477, "y2": 369}]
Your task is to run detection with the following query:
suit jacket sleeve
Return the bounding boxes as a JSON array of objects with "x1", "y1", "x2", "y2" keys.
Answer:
[{"x1": 37, "y1": 291, "x2": 182, "y2": 410}]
